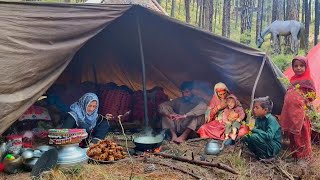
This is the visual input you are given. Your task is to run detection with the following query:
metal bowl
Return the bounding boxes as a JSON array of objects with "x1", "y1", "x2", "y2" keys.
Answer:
[
  {"x1": 21, "y1": 150, "x2": 34, "y2": 159},
  {"x1": 37, "y1": 145, "x2": 55, "y2": 152}
]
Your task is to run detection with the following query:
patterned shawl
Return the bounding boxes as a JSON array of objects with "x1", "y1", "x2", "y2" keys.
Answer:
[
  {"x1": 207, "y1": 82, "x2": 230, "y2": 121},
  {"x1": 69, "y1": 93, "x2": 99, "y2": 131},
  {"x1": 280, "y1": 56, "x2": 316, "y2": 134}
]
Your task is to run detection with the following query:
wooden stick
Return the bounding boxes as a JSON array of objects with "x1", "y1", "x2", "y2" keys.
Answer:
[
  {"x1": 153, "y1": 161, "x2": 203, "y2": 179},
  {"x1": 186, "y1": 137, "x2": 209, "y2": 143},
  {"x1": 275, "y1": 165, "x2": 295, "y2": 180},
  {"x1": 154, "y1": 152, "x2": 238, "y2": 174}
]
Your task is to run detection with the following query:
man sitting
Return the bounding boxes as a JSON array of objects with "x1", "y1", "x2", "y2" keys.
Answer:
[{"x1": 159, "y1": 81, "x2": 207, "y2": 143}]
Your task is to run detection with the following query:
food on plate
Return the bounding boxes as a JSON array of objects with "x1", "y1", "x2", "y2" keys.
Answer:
[{"x1": 87, "y1": 139, "x2": 127, "y2": 161}]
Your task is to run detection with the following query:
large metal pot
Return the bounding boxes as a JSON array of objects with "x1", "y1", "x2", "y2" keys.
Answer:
[
  {"x1": 56, "y1": 144, "x2": 88, "y2": 167},
  {"x1": 133, "y1": 135, "x2": 164, "y2": 151}
]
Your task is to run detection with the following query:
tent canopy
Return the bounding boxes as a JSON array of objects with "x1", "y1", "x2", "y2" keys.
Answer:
[{"x1": 0, "y1": 1, "x2": 285, "y2": 134}]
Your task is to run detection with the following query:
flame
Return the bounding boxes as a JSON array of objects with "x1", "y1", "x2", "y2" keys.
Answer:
[{"x1": 154, "y1": 146, "x2": 162, "y2": 153}]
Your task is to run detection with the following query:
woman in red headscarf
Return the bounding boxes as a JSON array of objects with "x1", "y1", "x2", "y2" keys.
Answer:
[
  {"x1": 280, "y1": 56, "x2": 316, "y2": 160},
  {"x1": 197, "y1": 82, "x2": 231, "y2": 140}
]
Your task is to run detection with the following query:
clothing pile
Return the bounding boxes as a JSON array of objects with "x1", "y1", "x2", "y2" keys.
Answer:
[
  {"x1": 99, "y1": 84, "x2": 133, "y2": 122},
  {"x1": 132, "y1": 87, "x2": 169, "y2": 127}
]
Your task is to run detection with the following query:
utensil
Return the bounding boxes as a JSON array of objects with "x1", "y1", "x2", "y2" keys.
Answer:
[
  {"x1": 3, "y1": 154, "x2": 23, "y2": 174},
  {"x1": 36, "y1": 145, "x2": 55, "y2": 152},
  {"x1": 55, "y1": 144, "x2": 88, "y2": 167},
  {"x1": 133, "y1": 134, "x2": 164, "y2": 151},
  {"x1": 21, "y1": 150, "x2": 34, "y2": 159},
  {"x1": 204, "y1": 140, "x2": 225, "y2": 155}
]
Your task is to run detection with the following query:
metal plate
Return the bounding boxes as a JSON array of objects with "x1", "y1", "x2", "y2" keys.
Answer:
[{"x1": 88, "y1": 157, "x2": 128, "y2": 164}]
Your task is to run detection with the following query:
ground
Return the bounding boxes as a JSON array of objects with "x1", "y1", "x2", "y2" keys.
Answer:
[{"x1": 1, "y1": 133, "x2": 320, "y2": 180}]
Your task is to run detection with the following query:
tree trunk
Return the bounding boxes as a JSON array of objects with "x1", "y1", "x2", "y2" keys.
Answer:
[
  {"x1": 157, "y1": 0, "x2": 162, "y2": 4},
  {"x1": 235, "y1": 0, "x2": 239, "y2": 28},
  {"x1": 198, "y1": 0, "x2": 203, "y2": 27},
  {"x1": 285, "y1": 0, "x2": 299, "y2": 54},
  {"x1": 193, "y1": 0, "x2": 196, "y2": 11},
  {"x1": 256, "y1": 0, "x2": 263, "y2": 42},
  {"x1": 240, "y1": 0, "x2": 253, "y2": 44},
  {"x1": 185, "y1": 0, "x2": 191, "y2": 23},
  {"x1": 166, "y1": 0, "x2": 168, "y2": 12},
  {"x1": 208, "y1": 0, "x2": 214, "y2": 32},
  {"x1": 305, "y1": 0, "x2": 311, "y2": 49},
  {"x1": 283, "y1": 0, "x2": 286, "y2": 20},
  {"x1": 272, "y1": 0, "x2": 279, "y2": 22},
  {"x1": 315, "y1": 0, "x2": 319, "y2": 45},
  {"x1": 201, "y1": 0, "x2": 205, "y2": 28},
  {"x1": 196, "y1": 0, "x2": 199, "y2": 24},
  {"x1": 171, "y1": 0, "x2": 176, "y2": 17},
  {"x1": 218, "y1": 0, "x2": 222, "y2": 25},
  {"x1": 214, "y1": 0, "x2": 218, "y2": 32},
  {"x1": 222, "y1": 0, "x2": 231, "y2": 37},
  {"x1": 203, "y1": 0, "x2": 210, "y2": 30}
]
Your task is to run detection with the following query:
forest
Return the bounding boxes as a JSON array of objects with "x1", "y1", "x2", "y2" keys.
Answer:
[{"x1": 157, "y1": 0, "x2": 319, "y2": 71}]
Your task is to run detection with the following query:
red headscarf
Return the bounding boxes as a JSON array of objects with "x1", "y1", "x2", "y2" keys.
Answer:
[{"x1": 290, "y1": 56, "x2": 315, "y2": 92}]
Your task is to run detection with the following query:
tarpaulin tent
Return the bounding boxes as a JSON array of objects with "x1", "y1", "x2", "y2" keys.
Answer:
[
  {"x1": 0, "y1": 1, "x2": 285, "y2": 134},
  {"x1": 284, "y1": 43, "x2": 320, "y2": 110}
]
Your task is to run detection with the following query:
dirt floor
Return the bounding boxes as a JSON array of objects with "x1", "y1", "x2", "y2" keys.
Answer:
[{"x1": 1, "y1": 133, "x2": 320, "y2": 180}]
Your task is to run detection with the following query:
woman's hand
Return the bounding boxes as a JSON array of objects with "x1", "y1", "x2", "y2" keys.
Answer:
[
  {"x1": 105, "y1": 114, "x2": 114, "y2": 120},
  {"x1": 218, "y1": 101, "x2": 227, "y2": 110}
]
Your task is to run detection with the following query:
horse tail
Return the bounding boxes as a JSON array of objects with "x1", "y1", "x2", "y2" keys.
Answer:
[{"x1": 298, "y1": 23, "x2": 306, "y2": 51}]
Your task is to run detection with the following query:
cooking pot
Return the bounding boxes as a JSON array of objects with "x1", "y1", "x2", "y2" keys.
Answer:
[{"x1": 133, "y1": 134, "x2": 164, "y2": 151}]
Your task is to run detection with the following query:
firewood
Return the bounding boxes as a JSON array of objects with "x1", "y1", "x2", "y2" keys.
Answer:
[
  {"x1": 152, "y1": 161, "x2": 202, "y2": 179},
  {"x1": 154, "y1": 152, "x2": 238, "y2": 175}
]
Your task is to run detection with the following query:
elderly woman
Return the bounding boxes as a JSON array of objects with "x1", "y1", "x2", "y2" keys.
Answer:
[
  {"x1": 62, "y1": 93, "x2": 110, "y2": 140},
  {"x1": 197, "y1": 82, "x2": 231, "y2": 140}
]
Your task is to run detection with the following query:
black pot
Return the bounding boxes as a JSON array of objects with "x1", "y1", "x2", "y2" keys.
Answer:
[{"x1": 133, "y1": 136, "x2": 163, "y2": 151}]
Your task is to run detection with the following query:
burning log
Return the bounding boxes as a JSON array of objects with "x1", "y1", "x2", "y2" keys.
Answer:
[{"x1": 154, "y1": 152, "x2": 239, "y2": 175}]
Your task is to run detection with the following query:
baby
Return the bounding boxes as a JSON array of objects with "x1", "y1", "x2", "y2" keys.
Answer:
[{"x1": 222, "y1": 95, "x2": 245, "y2": 140}]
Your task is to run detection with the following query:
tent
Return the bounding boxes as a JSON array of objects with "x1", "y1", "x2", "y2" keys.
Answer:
[
  {"x1": 284, "y1": 43, "x2": 320, "y2": 109},
  {"x1": 0, "y1": 1, "x2": 285, "y2": 134}
]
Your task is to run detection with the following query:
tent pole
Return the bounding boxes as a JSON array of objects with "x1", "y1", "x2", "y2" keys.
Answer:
[
  {"x1": 137, "y1": 15, "x2": 149, "y2": 128},
  {"x1": 249, "y1": 56, "x2": 266, "y2": 118}
]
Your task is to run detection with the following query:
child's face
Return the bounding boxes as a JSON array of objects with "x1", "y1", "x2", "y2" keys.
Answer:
[
  {"x1": 253, "y1": 102, "x2": 268, "y2": 117},
  {"x1": 227, "y1": 98, "x2": 236, "y2": 109},
  {"x1": 293, "y1": 60, "x2": 306, "y2": 76}
]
